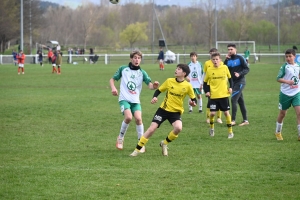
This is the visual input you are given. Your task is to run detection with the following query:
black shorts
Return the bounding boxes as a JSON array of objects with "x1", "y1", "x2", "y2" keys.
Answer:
[
  {"x1": 152, "y1": 107, "x2": 181, "y2": 128},
  {"x1": 209, "y1": 97, "x2": 230, "y2": 112}
]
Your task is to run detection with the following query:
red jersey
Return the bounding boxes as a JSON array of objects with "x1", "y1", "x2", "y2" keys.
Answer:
[
  {"x1": 16, "y1": 53, "x2": 26, "y2": 64},
  {"x1": 48, "y1": 51, "x2": 53, "y2": 58}
]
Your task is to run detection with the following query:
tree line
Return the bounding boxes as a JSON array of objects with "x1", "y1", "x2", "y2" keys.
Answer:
[{"x1": 1, "y1": 0, "x2": 300, "y2": 54}]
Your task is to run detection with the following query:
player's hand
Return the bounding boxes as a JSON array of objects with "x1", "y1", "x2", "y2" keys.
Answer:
[
  {"x1": 111, "y1": 89, "x2": 118, "y2": 96},
  {"x1": 234, "y1": 72, "x2": 240, "y2": 77},
  {"x1": 287, "y1": 80, "x2": 295, "y2": 85},
  {"x1": 228, "y1": 88, "x2": 232, "y2": 94},
  {"x1": 205, "y1": 92, "x2": 210, "y2": 97},
  {"x1": 151, "y1": 97, "x2": 158, "y2": 104},
  {"x1": 189, "y1": 100, "x2": 196, "y2": 107},
  {"x1": 153, "y1": 81, "x2": 159, "y2": 89}
]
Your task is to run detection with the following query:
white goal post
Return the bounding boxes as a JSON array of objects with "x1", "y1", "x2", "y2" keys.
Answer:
[{"x1": 216, "y1": 41, "x2": 256, "y2": 54}]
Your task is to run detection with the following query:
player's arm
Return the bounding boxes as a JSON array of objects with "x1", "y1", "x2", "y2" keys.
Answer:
[
  {"x1": 276, "y1": 66, "x2": 293, "y2": 84},
  {"x1": 239, "y1": 57, "x2": 250, "y2": 75},
  {"x1": 151, "y1": 89, "x2": 161, "y2": 104},
  {"x1": 203, "y1": 81, "x2": 210, "y2": 97},
  {"x1": 228, "y1": 77, "x2": 233, "y2": 93},
  {"x1": 188, "y1": 85, "x2": 197, "y2": 106},
  {"x1": 109, "y1": 78, "x2": 118, "y2": 96}
]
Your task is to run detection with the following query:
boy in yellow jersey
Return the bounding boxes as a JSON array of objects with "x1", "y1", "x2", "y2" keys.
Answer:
[
  {"x1": 130, "y1": 64, "x2": 197, "y2": 156},
  {"x1": 203, "y1": 48, "x2": 223, "y2": 124},
  {"x1": 203, "y1": 53, "x2": 234, "y2": 139}
]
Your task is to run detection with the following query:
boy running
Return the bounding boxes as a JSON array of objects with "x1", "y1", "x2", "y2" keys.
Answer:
[
  {"x1": 203, "y1": 53, "x2": 234, "y2": 139},
  {"x1": 130, "y1": 64, "x2": 197, "y2": 157},
  {"x1": 275, "y1": 49, "x2": 300, "y2": 141}
]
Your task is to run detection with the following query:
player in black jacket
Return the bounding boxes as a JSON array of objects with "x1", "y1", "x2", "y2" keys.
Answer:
[{"x1": 224, "y1": 43, "x2": 250, "y2": 126}]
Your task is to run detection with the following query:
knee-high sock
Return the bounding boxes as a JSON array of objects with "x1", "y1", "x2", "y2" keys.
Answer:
[
  {"x1": 210, "y1": 115, "x2": 215, "y2": 129},
  {"x1": 198, "y1": 98, "x2": 202, "y2": 110},
  {"x1": 119, "y1": 121, "x2": 129, "y2": 138},
  {"x1": 136, "y1": 136, "x2": 149, "y2": 151},
  {"x1": 163, "y1": 131, "x2": 178, "y2": 145},
  {"x1": 206, "y1": 108, "x2": 210, "y2": 119},
  {"x1": 276, "y1": 122, "x2": 283, "y2": 133},
  {"x1": 136, "y1": 124, "x2": 144, "y2": 140},
  {"x1": 226, "y1": 115, "x2": 232, "y2": 133},
  {"x1": 217, "y1": 110, "x2": 222, "y2": 119}
]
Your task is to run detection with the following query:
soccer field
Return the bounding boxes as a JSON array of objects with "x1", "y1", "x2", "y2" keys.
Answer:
[{"x1": 0, "y1": 62, "x2": 300, "y2": 199}]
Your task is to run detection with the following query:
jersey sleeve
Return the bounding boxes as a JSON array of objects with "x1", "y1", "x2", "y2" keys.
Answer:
[
  {"x1": 199, "y1": 62, "x2": 204, "y2": 84},
  {"x1": 276, "y1": 64, "x2": 286, "y2": 80},
  {"x1": 158, "y1": 78, "x2": 169, "y2": 93},
  {"x1": 141, "y1": 69, "x2": 152, "y2": 85},
  {"x1": 112, "y1": 66, "x2": 126, "y2": 81}
]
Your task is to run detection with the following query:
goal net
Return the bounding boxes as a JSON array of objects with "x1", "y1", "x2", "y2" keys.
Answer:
[{"x1": 216, "y1": 41, "x2": 256, "y2": 55}]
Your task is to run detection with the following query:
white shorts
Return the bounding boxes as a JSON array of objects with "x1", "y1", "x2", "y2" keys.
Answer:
[
  {"x1": 18, "y1": 64, "x2": 24, "y2": 68},
  {"x1": 52, "y1": 64, "x2": 56, "y2": 67},
  {"x1": 159, "y1": 59, "x2": 164, "y2": 64}
]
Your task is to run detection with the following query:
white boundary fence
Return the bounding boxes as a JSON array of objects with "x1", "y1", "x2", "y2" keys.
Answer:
[{"x1": 0, "y1": 53, "x2": 294, "y2": 65}]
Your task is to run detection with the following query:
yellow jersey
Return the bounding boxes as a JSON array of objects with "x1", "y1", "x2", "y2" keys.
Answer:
[
  {"x1": 204, "y1": 65, "x2": 231, "y2": 99},
  {"x1": 158, "y1": 78, "x2": 195, "y2": 114}
]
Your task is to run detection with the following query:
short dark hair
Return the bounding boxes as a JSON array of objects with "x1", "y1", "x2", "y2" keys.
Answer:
[
  {"x1": 211, "y1": 52, "x2": 221, "y2": 58},
  {"x1": 227, "y1": 43, "x2": 236, "y2": 48},
  {"x1": 285, "y1": 49, "x2": 296, "y2": 56},
  {"x1": 190, "y1": 52, "x2": 197, "y2": 57},
  {"x1": 209, "y1": 48, "x2": 218, "y2": 53},
  {"x1": 177, "y1": 64, "x2": 190, "y2": 77},
  {"x1": 130, "y1": 50, "x2": 143, "y2": 58}
]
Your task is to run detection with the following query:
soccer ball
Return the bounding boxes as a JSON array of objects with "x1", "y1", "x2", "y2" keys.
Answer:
[{"x1": 109, "y1": 0, "x2": 119, "y2": 4}]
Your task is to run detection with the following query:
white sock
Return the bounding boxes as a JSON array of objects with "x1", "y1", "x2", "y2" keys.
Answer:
[
  {"x1": 276, "y1": 122, "x2": 283, "y2": 133},
  {"x1": 119, "y1": 121, "x2": 129, "y2": 138},
  {"x1": 136, "y1": 124, "x2": 144, "y2": 140},
  {"x1": 297, "y1": 124, "x2": 300, "y2": 135},
  {"x1": 188, "y1": 99, "x2": 192, "y2": 110},
  {"x1": 198, "y1": 98, "x2": 202, "y2": 110}
]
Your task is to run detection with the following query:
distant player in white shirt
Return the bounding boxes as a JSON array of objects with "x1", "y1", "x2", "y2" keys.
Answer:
[
  {"x1": 109, "y1": 50, "x2": 159, "y2": 152},
  {"x1": 275, "y1": 49, "x2": 300, "y2": 141},
  {"x1": 186, "y1": 52, "x2": 204, "y2": 113}
]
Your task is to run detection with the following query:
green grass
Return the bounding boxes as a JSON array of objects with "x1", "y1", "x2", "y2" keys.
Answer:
[{"x1": 0, "y1": 62, "x2": 300, "y2": 199}]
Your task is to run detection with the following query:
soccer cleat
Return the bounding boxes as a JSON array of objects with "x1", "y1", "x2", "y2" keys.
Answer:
[
  {"x1": 217, "y1": 118, "x2": 223, "y2": 124},
  {"x1": 18, "y1": 73, "x2": 20, "y2": 75},
  {"x1": 139, "y1": 146, "x2": 146, "y2": 153},
  {"x1": 239, "y1": 121, "x2": 249, "y2": 126},
  {"x1": 160, "y1": 140, "x2": 168, "y2": 156},
  {"x1": 199, "y1": 110, "x2": 203, "y2": 113},
  {"x1": 116, "y1": 136, "x2": 124, "y2": 150},
  {"x1": 22, "y1": 72, "x2": 24, "y2": 74},
  {"x1": 188, "y1": 110, "x2": 192, "y2": 114},
  {"x1": 231, "y1": 121, "x2": 236, "y2": 126},
  {"x1": 209, "y1": 129, "x2": 215, "y2": 137},
  {"x1": 130, "y1": 150, "x2": 140, "y2": 157},
  {"x1": 275, "y1": 132, "x2": 283, "y2": 141},
  {"x1": 228, "y1": 133, "x2": 234, "y2": 139}
]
